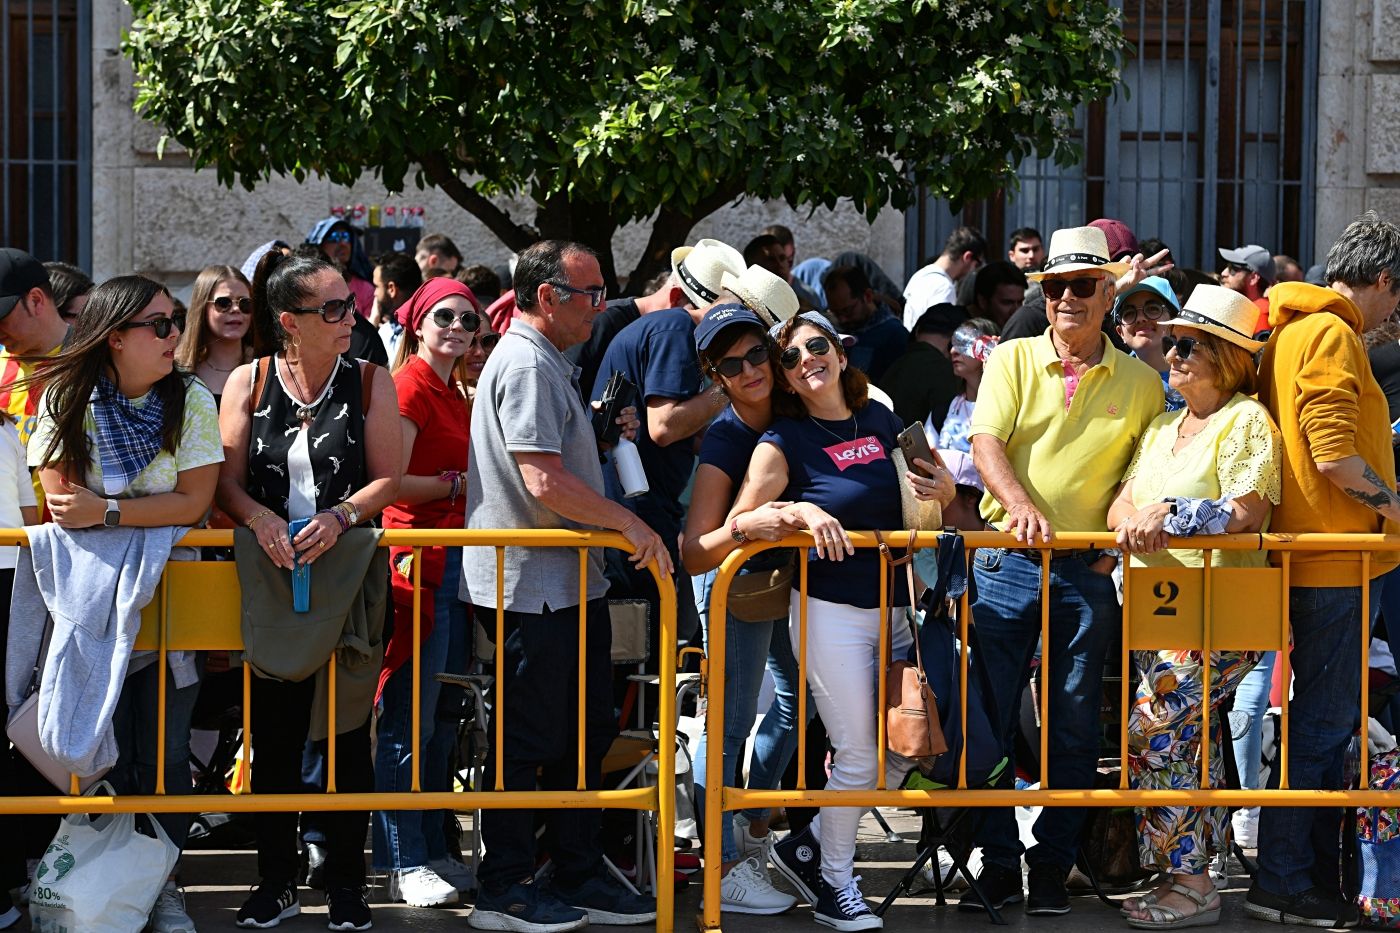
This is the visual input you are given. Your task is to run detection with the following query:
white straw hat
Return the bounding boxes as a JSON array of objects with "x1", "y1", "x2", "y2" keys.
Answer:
[
  {"x1": 1174, "y1": 284, "x2": 1267, "y2": 351},
  {"x1": 720, "y1": 264, "x2": 799, "y2": 327},
  {"x1": 670, "y1": 238, "x2": 745, "y2": 307},
  {"x1": 1026, "y1": 226, "x2": 1130, "y2": 281}
]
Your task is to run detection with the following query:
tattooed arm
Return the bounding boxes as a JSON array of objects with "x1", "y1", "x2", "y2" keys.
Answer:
[{"x1": 1317, "y1": 456, "x2": 1400, "y2": 522}]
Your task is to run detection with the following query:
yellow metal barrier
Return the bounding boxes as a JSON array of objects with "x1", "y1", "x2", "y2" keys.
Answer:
[
  {"x1": 0, "y1": 528, "x2": 676, "y2": 931},
  {"x1": 700, "y1": 530, "x2": 1400, "y2": 933}
]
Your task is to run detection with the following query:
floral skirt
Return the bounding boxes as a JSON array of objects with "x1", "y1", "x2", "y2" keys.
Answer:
[{"x1": 1127, "y1": 649, "x2": 1261, "y2": 874}]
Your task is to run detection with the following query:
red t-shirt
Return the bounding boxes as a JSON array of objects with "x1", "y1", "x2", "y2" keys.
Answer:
[
  {"x1": 1253, "y1": 296, "x2": 1271, "y2": 336},
  {"x1": 382, "y1": 355, "x2": 471, "y2": 529}
]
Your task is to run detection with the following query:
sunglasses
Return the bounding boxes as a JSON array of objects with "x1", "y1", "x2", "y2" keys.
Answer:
[
  {"x1": 711, "y1": 343, "x2": 769, "y2": 378},
  {"x1": 1042, "y1": 277, "x2": 1102, "y2": 301},
  {"x1": 1223, "y1": 262, "x2": 1251, "y2": 276},
  {"x1": 548, "y1": 281, "x2": 608, "y2": 309},
  {"x1": 429, "y1": 308, "x2": 482, "y2": 331},
  {"x1": 780, "y1": 335, "x2": 833, "y2": 371},
  {"x1": 1163, "y1": 335, "x2": 1198, "y2": 359},
  {"x1": 325, "y1": 230, "x2": 352, "y2": 244},
  {"x1": 469, "y1": 332, "x2": 501, "y2": 352},
  {"x1": 211, "y1": 295, "x2": 252, "y2": 314},
  {"x1": 120, "y1": 311, "x2": 187, "y2": 339},
  {"x1": 289, "y1": 294, "x2": 355, "y2": 324},
  {"x1": 1117, "y1": 300, "x2": 1174, "y2": 325}
]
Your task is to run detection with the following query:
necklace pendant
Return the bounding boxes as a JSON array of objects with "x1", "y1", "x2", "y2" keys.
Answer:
[{"x1": 296, "y1": 406, "x2": 315, "y2": 423}]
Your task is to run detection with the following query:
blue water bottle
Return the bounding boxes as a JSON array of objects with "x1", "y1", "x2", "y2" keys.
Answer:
[{"x1": 287, "y1": 517, "x2": 311, "y2": 613}]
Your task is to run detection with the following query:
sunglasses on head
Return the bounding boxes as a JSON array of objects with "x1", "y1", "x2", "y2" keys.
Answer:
[
  {"x1": 1118, "y1": 300, "x2": 1174, "y2": 325},
  {"x1": 211, "y1": 295, "x2": 252, "y2": 314},
  {"x1": 1163, "y1": 334, "x2": 1198, "y2": 359},
  {"x1": 325, "y1": 230, "x2": 352, "y2": 244},
  {"x1": 429, "y1": 308, "x2": 482, "y2": 331},
  {"x1": 779, "y1": 335, "x2": 833, "y2": 370},
  {"x1": 289, "y1": 294, "x2": 355, "y2": 324},
  {"x1": 1042, "y1": 277, "x2": 1102, "y2": 301},
  {"x1": 711, "y1": 343, "x2": 769, "y2": 378},
  {"x1": 120, "y1": 311, "x2": 187, "y2": 339}
]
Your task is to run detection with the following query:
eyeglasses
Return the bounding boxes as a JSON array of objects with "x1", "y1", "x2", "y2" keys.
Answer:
[
  {"x1": 429, "y1": 308, "x2": 482, "y2": 331},
  {"x1": 711, "y1": 344, "x2": 769, "y2": 378},
  {"x1": 780, "y1": 335, "x2": 833, "y2": 370},
  {"x1": 549, "y1": 281, "x2": 607, "y2": 309},
  {"x1": 120, "y1": 311, "x2": 187, "y2": 339},
  {"x1": 469, "y1": 332, "x2": 501, "y2": 352},
  {"x1": 325, "y1": 230, "x2": 352, "y2": 244},
  {"x1": 1163, "y1": 335, "x2": 1198, "y2": 359},
  {"x1": 1042, "y1": 278, "x2": 1102, "y2": 301},
  {"x1": 1117, "y1": 300, "x2": 1174, "y2": 326},
  {"x1": 289, "y1": 294, "x2": 355, "y2": 324},
  {"x1": 211, "y1": 295, "x2": 252, "y2": 314}
]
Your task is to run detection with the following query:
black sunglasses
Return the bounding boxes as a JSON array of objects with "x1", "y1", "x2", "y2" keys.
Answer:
[
  {"x1": 780, "y1": 335, "x2": 833, "y2": 371},
  {"x1": 1163, "y1": 335, "x2": 1198, "y2": 359},
  {"x1": 1117, "y1": 300, "x2": 1174, "y2": 325},
  {"x1": 120, "y1": 311, "x2": 187, "y2": 339},
  {"x1": 211, "y1": 295, "x2": 252, "y2": 314},
  {"x1": 712, "y1": 344, "x2": 769, "y2": 378},
  {"x1": 429, "y1": 308, "x2": 481, "y2": 332},
  {"x1": 1042, "y1": 278, "x2": 1102, "y2": 301},
  {"x1": 1223, "y1": 262, "x2": 1252, "y2": 276},
  {"x1": 548, "y1": 281, "x2": 607, "y2": 309},
  {"x1": 289, "y1": 294, "x2": 355, "y2": 324},
  {"x1": 470, "y1": 332, "x2": 501, "y2": 352}
]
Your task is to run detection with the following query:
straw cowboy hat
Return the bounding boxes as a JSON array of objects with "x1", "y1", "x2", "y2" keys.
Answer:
[
  {"x1": 1173, "y1": 284, "x2": 1267, "y2": 352},
  {"x1": 1026, "y1": 226, "x2": 1131, "y2": 281},
  {"x1": 670, "y1": 238, "x2": 745, "y2": 307},
  {"x1": 720, "y1": 264, "x2": 800, "y2": 327}
]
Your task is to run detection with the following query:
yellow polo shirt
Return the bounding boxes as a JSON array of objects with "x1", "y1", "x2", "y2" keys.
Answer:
[{"x1": 971, "y1": 331, "x2": 1164, "y2": 533}]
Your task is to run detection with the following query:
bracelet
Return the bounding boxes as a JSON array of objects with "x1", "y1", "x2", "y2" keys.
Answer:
[
  {"x1": 730, "y1": 516, "x2": 748, "y2": 544},
  {"x1": 318, "y1": 507, "x2": 349, "y2": 532},
  {"x1": 244, "y1": 508, "x2": 274, "y2": 530}
]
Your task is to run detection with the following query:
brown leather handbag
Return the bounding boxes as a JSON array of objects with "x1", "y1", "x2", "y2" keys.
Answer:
[{"x1": 878, "y1": 532, "x2": 948, "y2": 762}]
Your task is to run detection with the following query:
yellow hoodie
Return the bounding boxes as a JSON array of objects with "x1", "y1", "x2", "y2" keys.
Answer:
[{"x1": 1257, "y1": 281, "x2": 1400, "y2": 585}]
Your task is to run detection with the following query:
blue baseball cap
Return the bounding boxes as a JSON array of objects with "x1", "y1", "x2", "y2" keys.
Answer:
[
  {"x1": 1113, "y1": 275, "x2": 1180, "y2": 319},
  {"x1": 694, "y1": 303, "x2": 765, "y2": 352}
]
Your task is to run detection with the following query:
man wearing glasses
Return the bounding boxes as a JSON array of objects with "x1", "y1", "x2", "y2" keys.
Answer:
[
  {"x1": 1218, "y1": 243, "x2": 1276, "y2": 337},
  {"x1": 960, "y1": 226, "x2": 1163, "y2": 916},
  {"x1": 1113, "y1": 275, "x2": 1185, "y2": 412}
]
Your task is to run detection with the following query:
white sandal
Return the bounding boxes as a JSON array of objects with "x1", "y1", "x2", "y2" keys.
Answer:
[{"x1": 1124, "y1": 882, "x2": 1221, "y2": 930}]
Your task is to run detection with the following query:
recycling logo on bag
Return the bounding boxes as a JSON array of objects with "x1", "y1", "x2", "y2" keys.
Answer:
[{"x1": 36, "y1": 835, "x2": 75, "y2": 883}]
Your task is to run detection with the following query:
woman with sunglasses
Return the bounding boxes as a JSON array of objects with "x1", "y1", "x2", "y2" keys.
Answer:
[
  {"x1": 175, "y1": 264, "x2": 255, "y2": 405},
  {"x1": 933, "y1": 317, "x2": 999, "y2": 453},
  {"x1": 682, "y1": 304, "x2": 808, "y2": 916},
  {"x1": 1113, "y1": 276, "x2": 1185, "y2": 413},
  {"x1": 729, "y1": 311, "x2": 954, "y2": 931},
  {"x1": 217, "y1": 250, "x2": 401, "y2": 931},
  {"x1": 1107, "y1": 286, "x2": 1281, "y2": 931},
  {"x1": 374, "y1": 277, "x2": 490, "y2": 907},
  {"x1": 27, "y1": 274, "x2": 221, "y2": 933}
]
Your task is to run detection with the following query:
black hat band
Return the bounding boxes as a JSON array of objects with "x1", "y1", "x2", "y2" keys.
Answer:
[
  {"x1": 1175, "y1": 308, "x2": 1253, "y2": 340},
  {"x1": 677, "y1": 260, "x2": 719, "y2": 303},
  {"x1": 1042, "y1": 252, "x2": 1112, "y2": 271}
]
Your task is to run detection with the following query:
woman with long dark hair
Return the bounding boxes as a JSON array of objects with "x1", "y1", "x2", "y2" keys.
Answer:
[
  {"x1": 28, "y1": 274, "x2": 223, "y2": 933},
  {"x1": 174, "y1": 264, "x2": 254, "y2": 404}
]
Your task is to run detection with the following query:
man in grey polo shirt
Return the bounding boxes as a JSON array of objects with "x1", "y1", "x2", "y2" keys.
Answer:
[{"x1": 463, "y1": 240, "x2": 669, "y2": 933}]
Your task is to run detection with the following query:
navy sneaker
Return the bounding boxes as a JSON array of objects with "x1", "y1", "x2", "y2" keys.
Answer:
[
  {"x1": 814, "y1": 875, "x2": 882, "y2": 932},
  {"x1": 468, "y1": 880, "x2": 588, "y2": 933},
  {"x1": 1244, "y1": 883, "x2": 1361, "y2": 928},
  {"x1": 551, "y1": 872, "x2": 657, "y2": 926},
  {"x1": 955, "y1": 862, "x2": 1023, "y2": 913},
  {"x1": 1024, "y1": 862, "x2": 1070, "y2": 916},
  {"x1": 771, "y1": 824, "x2": 823, "y2": 904}
]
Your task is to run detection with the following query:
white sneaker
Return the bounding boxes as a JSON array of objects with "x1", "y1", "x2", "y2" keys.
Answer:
[
  {"x1": 919, "y1": 847, "x2": 979, "y2": 893},
  {"x1": 389, "y1": 866, "x2": 459, "y2": 908},
  {"x1": 1233, "y1": 806, "x2": 1259, "y2": 849},
  {"x1": 427, "y1": 856, "x2": 476, "y2": 893},
  {"x1": 732, "y1": 814, "x2": 771, "y2": 865},
  {"x1": 150, "y1": 881, "x2": 197, "y2": 933},
  {"x1": 720, "y1": 858, "x2": 797, "y2": 915}
]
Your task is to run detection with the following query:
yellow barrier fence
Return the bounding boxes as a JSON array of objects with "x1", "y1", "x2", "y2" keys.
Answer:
[
  {"x1": 700, "y1": 530, "x2": 1400, "y2": 933},
  {"x1": 0, "y1": 528, "x2": 676, "y2": 932}
]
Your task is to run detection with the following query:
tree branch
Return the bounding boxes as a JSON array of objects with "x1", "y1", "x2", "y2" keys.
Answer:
[
  {"x1": 418, "y1": 152, "x2": 537, "y2": 253},
  {"x1": 625, "y1": 183, "x2": 744, "y2": 294}
]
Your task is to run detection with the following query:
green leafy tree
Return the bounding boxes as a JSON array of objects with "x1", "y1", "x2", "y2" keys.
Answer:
[{"x1": 125, "y1": 0, "x2": 1126, "y2": 289}]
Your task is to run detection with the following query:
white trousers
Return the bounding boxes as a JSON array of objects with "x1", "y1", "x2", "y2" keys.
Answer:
[{"x1": 790, "y1": 591, "x2": 915, "y2": 888}]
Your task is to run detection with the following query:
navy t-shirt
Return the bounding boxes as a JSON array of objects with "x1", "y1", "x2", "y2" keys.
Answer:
[
  {"x1": 698, "y1": 406, "x2": 789, "y2": 574},
  {"x1": 591, "y1": 306, "x2": 703, "y2": 546},
  {"x1": 761, "y1": 400, "x2": 908, "y2": 609}
]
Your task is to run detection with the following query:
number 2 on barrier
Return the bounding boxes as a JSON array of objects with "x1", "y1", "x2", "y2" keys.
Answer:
[
  {"x1": 1127, "y1": 567, "x2": 1284, "y2": 652},
  {"x1": 1152, "y1": 580, "x2": 1180, "y2": 616}
]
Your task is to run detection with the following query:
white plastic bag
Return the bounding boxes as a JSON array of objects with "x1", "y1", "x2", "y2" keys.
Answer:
[{"x1": 29, "y1": 781, "x2": 179, "y2": 933}]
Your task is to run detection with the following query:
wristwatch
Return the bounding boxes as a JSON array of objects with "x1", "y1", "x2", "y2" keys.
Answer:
[
  {"x1": 103, "y1": 498, "x2": 121, "y2": 528},
  {"x1": 730, "y1": 517, "x2": 748, "y2": 544}
]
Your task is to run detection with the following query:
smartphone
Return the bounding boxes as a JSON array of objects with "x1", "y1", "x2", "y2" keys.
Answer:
[{"x1": 896, "y1": 423, "x2": 945, "y2": 478}]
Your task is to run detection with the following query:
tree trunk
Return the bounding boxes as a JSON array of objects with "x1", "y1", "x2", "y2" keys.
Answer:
[{"x1": 623, "y1": 185, "x2": 744, "y2": 296}]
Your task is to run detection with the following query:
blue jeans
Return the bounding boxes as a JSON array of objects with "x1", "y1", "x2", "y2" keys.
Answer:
[
  {"x1": 970, "y1": 549, "x2": 1118, "y2": 872},
  {"x1": 1230, "y1": 651, "x2": 1276, "y2": 789},
  {"x1": 372, "y1": 550, "x2": 463, "y2": 871},
  {"x1": 1257, "y1": 579, "x2": 1381, "y2": 895},
  {"x1": 109, "y1": 654, "x2": 204, "y2": 850},
  {"x1": 691, "y1": 569, "x2": 807, "y2": 863}
]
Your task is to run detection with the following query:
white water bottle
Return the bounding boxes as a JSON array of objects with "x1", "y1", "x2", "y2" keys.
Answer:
[{"x1": 613, "y1": 436, "x2": 649, "y2": 498}]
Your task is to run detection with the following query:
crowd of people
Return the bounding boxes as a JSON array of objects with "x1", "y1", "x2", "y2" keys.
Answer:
[{"x1": 0, "y1": 204, "x2": 1394, "y2": 933}]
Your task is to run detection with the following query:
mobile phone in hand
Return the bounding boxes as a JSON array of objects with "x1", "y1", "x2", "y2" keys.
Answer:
[{"x1": 896, "y1": 423, "x2": 945, "y2": 478}]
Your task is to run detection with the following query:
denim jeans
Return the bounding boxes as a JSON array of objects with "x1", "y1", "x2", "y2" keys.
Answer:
[
  {"x1": 1230, "y1": 651, "x2": 1276, "y2": 790},
  {"x1": 970, "y1": 548, "x2": 1118, "y2": 872},
  {"x1": 109, "y1": 654, "x2": 205, "y2": 850},
  {"x1": 372, "y1": 550, "x2": 464, "y2": 871},
  {"x1": 691, "y1": 569, "x2": 806, "y2": 863},
  {"x1": 1257, "y1": 579, "x2": 1382, "y2": 896}
]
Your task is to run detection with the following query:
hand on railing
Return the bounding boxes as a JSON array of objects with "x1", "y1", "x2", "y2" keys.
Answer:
[
  {"x1": 619, "y1": 515, "x2": 673, "y2": 576},
  {"x1": 785, "y1": 502, "x2": 854, "y2": 561},
  {"x1": 1005, "y1": 501, "x2": 1054, "y2": 545},
  {"x1": 736, "y1": 501, "x2": 801, "y2": 542},
  {"x1": 1115, "y1": 502, "x2": 1173, "y2": 554}
]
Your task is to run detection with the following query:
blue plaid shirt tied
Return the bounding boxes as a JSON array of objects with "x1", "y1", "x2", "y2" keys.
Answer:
[{"x1": 90, "y1": 375, "x2": 167, "y2": 495}]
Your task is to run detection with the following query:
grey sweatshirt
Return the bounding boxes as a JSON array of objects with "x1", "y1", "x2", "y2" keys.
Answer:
[{"x1": 6, "y1": 524, "x2": 185, "y2": 777}]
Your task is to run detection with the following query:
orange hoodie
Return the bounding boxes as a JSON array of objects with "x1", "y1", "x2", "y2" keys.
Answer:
[{"x1": 1257, "y1": 281, "x2": 1400, "y2": 585}]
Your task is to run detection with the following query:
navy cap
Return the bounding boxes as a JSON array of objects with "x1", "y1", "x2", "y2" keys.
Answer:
[
  {"x1": 0, "y1": 248, "x2": 49, "y2": 321},
  {"x1": 695, "y1": 302, "x2": 765, "y2": 351}
]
